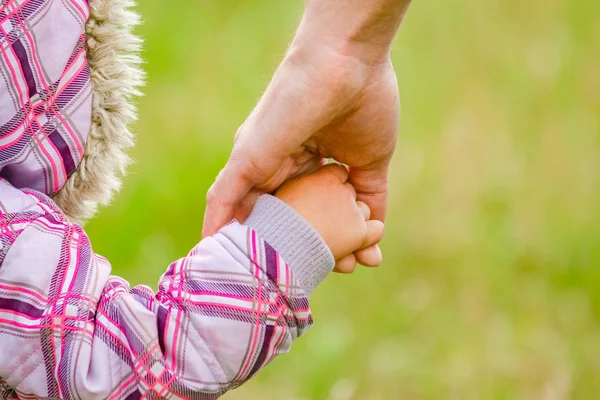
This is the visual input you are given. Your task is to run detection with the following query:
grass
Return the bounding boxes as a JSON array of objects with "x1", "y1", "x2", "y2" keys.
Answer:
[{"x1": 85, "y1": 0, "x2": 600, "y2": 398}]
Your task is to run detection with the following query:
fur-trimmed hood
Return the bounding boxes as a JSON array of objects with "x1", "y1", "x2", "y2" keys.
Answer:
[{"x1": 0, "y1": 0, "x2": 143, "y2": 223}]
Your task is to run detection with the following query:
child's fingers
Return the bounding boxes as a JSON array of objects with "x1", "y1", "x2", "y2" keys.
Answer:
[
  {"x1": 344, "y1": 182, "x2": 357, "y2": 199},
  {"x1": 334, "y1": 254, "x2": 357, "y2": 274},
  {"x1": 355, "y1": 245, "x2": 383, "y2": 267},
  {"x1": 334, "y1": 208, "x2": 383, "y2": 271},
  {"x1": 315, "y1": 162, "x2": 349, "y2": 183},
  {"x1": 356, "y1": 200, "x2": 371, "y2": 220},
  {"x1": 234, "y1": 189, "x2": 264, "y2": 222},
  {"x1": 361, "y1": 220, "x2": 385, "y2": 248},
  {"x1": 355, "y1": 220, "x2": 385, "y2": 267}
]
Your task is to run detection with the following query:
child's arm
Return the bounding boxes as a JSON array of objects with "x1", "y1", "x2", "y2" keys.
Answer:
[{"x1": 0, "y1": 182, "x2": 333, "y2": 399}]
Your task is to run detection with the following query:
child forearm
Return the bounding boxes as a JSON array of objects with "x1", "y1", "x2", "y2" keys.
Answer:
[{"x1": 0, "y1": 185, "x2": 332, "y2": 399}]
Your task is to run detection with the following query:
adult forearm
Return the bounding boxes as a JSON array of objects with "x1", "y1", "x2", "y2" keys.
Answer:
[{"x1": 294, "y1": 0, "x2": 412, "y2": 64}]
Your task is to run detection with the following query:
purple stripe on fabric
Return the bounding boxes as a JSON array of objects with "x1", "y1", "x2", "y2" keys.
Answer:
[
  {"x1": 72, "y1": 243, "x2": 92, "y2": 295},
  {"x1": 124, "y1": 389, "x2": 142, "y2": 400},
  {"x1": 19, "y1": 0, "x2": 47, "y2": 20},
  {"x1": 248, "y1": 325, "x2": 274, "y2": 378},
  {"x1": 291, "y1": 296, "x2": 309, "y2": 310},
  {"x1": 0, "y1": 297, "x2": 44, "y2": 318},
  {"x1": 12, "y1": 39, "x2": 38, "y2": 97},
  {"x1": 186, "y1": 280, "x2": 258, "y2": 300},
  {"x1": 56, "y1": 71, "x2": 88, "y2": 108},
  {"x1": 0, "y1": 132, "x2": 32, "y2": 167},
  {"x1": 48, "y1": 130, "x2": 76, "y2": 176},
  {"x1": 55, "y1": 39, "x2": 89, "y2": 109},
  {"x1": 94, "y1": 324, "x2": 135, "y2": 367},
  {"x1": 157, "y1": 305, "x2": 168, "y2": 353},
  {"x1": 264, "y1": 241, "x2": 278, "y2": 282}
]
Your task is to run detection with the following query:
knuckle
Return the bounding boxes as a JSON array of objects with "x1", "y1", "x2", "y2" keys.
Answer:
[
  {"x1": 233, "y1": 124, "x2": 246, "y2": 144},
  {"x1": 243, "y1": 157, "x2": 264, "y2": 181},
  {"x1": 205, "y1": 187, "x2": 217, "y2": 204},
  {"x1": 322, "y1": 174, "x2": 339, "y2": 187},
  {"x1": 230, "y1": 149, "x2": 266, "y2": 183}
]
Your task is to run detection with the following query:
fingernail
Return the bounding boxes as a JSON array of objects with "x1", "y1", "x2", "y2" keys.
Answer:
[{"x1": 374, "y1": 245, "x2": 383, "y2": 266}]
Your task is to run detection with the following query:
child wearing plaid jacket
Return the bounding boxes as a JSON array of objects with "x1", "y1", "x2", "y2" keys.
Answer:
[{"x1": 0, "y1": 1, "x2": 384, "y2": 399}]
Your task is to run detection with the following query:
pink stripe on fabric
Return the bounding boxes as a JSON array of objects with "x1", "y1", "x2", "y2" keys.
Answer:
[
  {"x1": 238, "y1": 230, "x2": 263, "y2": 379},
  {"x1": 0, "y1": 25, "x2": 28, "y2": 116},
  {"x1": 12, "y1": 9, "x2": 68, "y2": 141},
  {"x1": 169, "y1": 257, "x2": 184, "y2": 369},
  {"x1": 51, "y1": 46, "x2": 89, "y2": 154},
  {"x1": 0, "y1": 283, "x2": 47, "y2": 302},
  {"x1": 8, "y1": 9, "x2": 67, "y2": 171},
  {"x1": 0, "y1": 307, "x2": 42, "y2": 321},
  {"x1": 68, "y1": 0, "x2": 87, "y2": 21},
  {"x1": 108, "y1": 374, "x2": 137, "y2": 400},
  {"x1": 0, "y1": 317, "x2": 44, "y2": 329}
]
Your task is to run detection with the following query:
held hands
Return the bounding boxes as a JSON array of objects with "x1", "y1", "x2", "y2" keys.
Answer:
[
  {"x1": 202, "y1": 0, "x2": 410, "y2": 273},
  {"x1": 202, "y1": 0, "x2": 412, "y2": 271},
  {"x1": 275, "y1": 164, "x2": 385, "y2": 273},
  {"x1": 203, "y1": 46, "x2": 399, "y2": 271}
]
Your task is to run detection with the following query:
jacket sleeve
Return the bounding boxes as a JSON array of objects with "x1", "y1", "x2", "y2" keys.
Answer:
[{"x1": 0, "y1": 184, "x2": 334, "y2": 400}]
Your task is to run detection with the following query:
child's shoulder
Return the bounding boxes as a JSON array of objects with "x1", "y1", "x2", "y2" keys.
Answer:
[{"x1": 1, "y1": 178, "x2": 63, "y2": 214}]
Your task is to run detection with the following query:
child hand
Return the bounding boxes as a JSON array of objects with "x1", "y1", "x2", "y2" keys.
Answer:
[{"x1": 275, "y1": 164, "x2": 385, "y2": 273}]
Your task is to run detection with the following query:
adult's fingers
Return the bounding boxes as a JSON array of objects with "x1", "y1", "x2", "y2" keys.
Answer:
[
  {"x1": 233, "y1": 188, "x2": 264, "y2": 223},
  {"x1": 334, "y1": 253, "x2": 357, "y2": 274},
  {"x1": 293, "y1": 156, "x2": 328, "y2": 178},
  {"x1": 349, "y1": 160, "x2": 391, "y2": 222},
  {"x1": 202, "y1": 163, "x2": 252, "y2": 238}
]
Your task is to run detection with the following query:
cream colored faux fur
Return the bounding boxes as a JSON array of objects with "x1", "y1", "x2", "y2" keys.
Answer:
[{"x1": 53, "y1": 0, "x2": 144, "y2": 223}]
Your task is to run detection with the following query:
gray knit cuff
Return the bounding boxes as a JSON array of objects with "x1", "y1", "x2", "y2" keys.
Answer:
[{"x1": 244, "y1": 195, "x2": 334, "y2": 295}]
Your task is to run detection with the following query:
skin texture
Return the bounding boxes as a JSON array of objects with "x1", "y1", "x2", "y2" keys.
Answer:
[
  {"x1": 203, "y1": 0, "x2": 412, "y2": 272},
  {"x1": 276, "y1": 164, "x2": 385, "y2": 272}
]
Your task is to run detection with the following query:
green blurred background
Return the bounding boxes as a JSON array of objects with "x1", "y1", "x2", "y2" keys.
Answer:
[{"x1": 85, "y1": 0, "x2": 600, "y2": 398}]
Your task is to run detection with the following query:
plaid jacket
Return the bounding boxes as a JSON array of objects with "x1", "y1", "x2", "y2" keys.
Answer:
[
  {"x1": 0, "y1": 181, "x2": 318, "y2": 399},
  {"x1": 0, "y1": 0, "x2": 91, "y2": 200},
  {"x1": 0, "y1": 0, "x2": 333, "y2": 399}
]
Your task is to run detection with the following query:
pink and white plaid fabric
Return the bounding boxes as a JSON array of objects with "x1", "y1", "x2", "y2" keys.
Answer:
[
  {"x1": 0, "y1": 1, "x2": 314, "y2": 399},
  {"x1": 0, "y1": 180, "x2": 312, "y2": 399},
  {"x1": 0, "y1": 0, "x2": 91, "y2": 196}
]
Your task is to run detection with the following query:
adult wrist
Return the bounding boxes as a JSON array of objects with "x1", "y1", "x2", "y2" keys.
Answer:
[
  {"x1": 295, "y1": 0, "x2": 407, "y2": 65},
  {"x1": 292, "y1": 21, "x2": 391, "y2": 67}
]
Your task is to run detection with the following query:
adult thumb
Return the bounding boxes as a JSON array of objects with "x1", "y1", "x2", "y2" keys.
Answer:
[
  {"x1": 349, "y1": 159, "x2": 391, "y2": 222},
  {"x1": 202, "y1": 162, "x2": 252, "y2": 238}
]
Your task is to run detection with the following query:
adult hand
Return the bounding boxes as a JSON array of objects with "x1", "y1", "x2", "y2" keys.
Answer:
[{"x1": 203, "y1": 0, "x2": 411, "y2": 273}]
